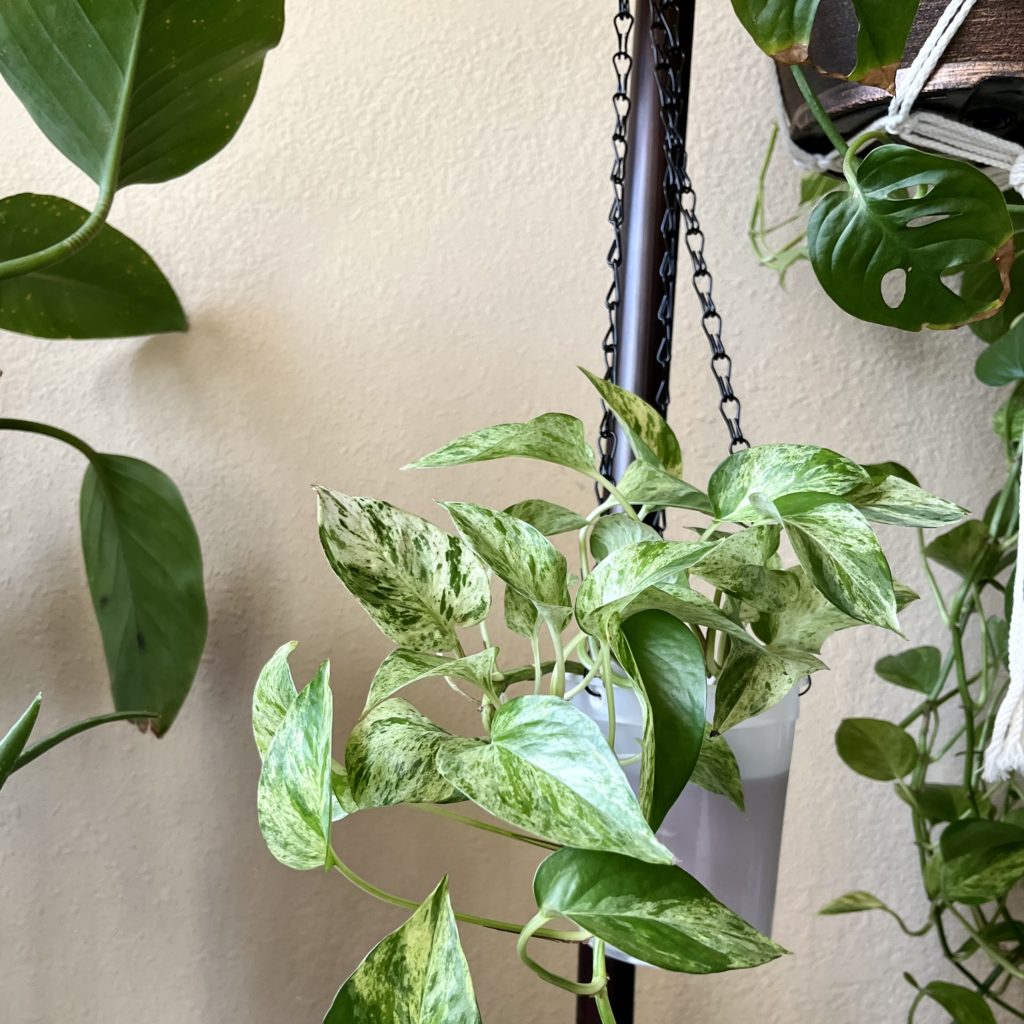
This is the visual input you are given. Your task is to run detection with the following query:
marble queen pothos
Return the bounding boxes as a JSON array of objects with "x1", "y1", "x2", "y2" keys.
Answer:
[{"x1": 251, "y1": 368, "x2": 964, "y2": 1023}]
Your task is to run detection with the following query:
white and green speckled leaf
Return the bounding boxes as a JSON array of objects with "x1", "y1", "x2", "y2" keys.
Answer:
[
  {"x1": 590, "y1": 514, "x2": 661, "y2": 562},
  {"x1": 714, "y1": 646, "x2": 823, "y2": 733},
  {"x1": 759, "y1": 567, "x2": 862, "y2": 653},
  {"x1": 346, "y1": 699, "x2": 462, "y2": 809},
  {"x1": 317, "y1": 490, "x2": 490, "y2": 653},
  {"x1": 708, "y1": 445, "x2": 868, "y2": 523},
  {"x1": 365, "y1": 648, "x2": 499, "y2": 711},
  {"x1": 690, "y1": 526, "x2": 798, "y2": 613},
  {"x1": 623, "y1": 584, "x2": 759, "y2": 652},
  {"x1": 689, "y1": 725, "x2": 745, "y2": 811},
  {"x1": 848, "y1": 475, "x2": 966, "y2": 528},
  {"x1": 575, "y1": 540, "x2": 717, "y2": 639},
  {"x1": 582, "y1": 368, "x2": 682, "y2": 475},
  {"x1": 504, "y1": 499, "x2": 589, "y2": 536},
  {"x1": 442, "y1": 502, "x2": 570, "y2": 623},
  {"x1": 407, "y1": 413, "x2": 596, "y2": 477},
  {"x1": 504, "y1": 586, "x2": 539, "y2": 638},
  {"x1": 331, "y1": 761, "x2": 358, "y2": 818},
  {"x1": 616, "y1": 460, "x2": 713, "y2": 515},
  {"x1": 782, "y1": 501, "x2": 899, "y2": 632},
  {"x1": 252, "y1": 641, "x2": 299, "y2": 759},
  {"x1": 256, "y1": 663, "x2": 333, "y2": 871},
  {"x1": 323, "y1": 876, "x2": 481, "y2": 1024},
  {"x1": 436, "y1": 695, "x2": 671, "y2": 864},
  {"x1": 534, "y1": 848, "x2": 786, "y2": 972}
]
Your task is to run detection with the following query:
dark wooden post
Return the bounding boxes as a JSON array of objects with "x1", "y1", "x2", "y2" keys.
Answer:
[{"x1": 577, "y1": 2, "x2": 695, "y2": 1021}]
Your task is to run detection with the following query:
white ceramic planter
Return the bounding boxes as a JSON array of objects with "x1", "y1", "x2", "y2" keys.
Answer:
[{"x1": 575, "y1": 678, "x2": 799, "y2": 964}]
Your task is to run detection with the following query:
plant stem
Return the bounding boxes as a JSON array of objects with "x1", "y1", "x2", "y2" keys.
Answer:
[
  {"x1": 546, "y1": 620, "x2": 567, "y2": 698},
  {"x1": 602, "y1": 645, "x2": 617, "y2": 751},
  {"x1": 790, "y1": 65, "x2": 849, "y2": 157},
  {"x1": 530, "y1": 634, "x2": 543, "y2": 695},
  {"x1": 591, "y1": 941, "x2": 616, "y2": 1024},
  {"x1": 11, "y1": 709, "x2": 159, "y2": 772},
  {"x1": 410, "y1": 803, "x2": 559, "y2": 851},
  {"x1": 0, "y1": 418, "x2": 100, "y2": 461},
  {"x1": 516, "y1": 912, "x2": 598, "y2": 994}
]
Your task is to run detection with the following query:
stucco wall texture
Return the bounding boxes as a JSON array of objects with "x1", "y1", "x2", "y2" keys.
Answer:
[{"x1": 0, "y1": 5, "x2": 1012, "y2": 1023}]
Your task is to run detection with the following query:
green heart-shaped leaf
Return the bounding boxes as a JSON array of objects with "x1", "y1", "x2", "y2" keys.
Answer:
[
  {"x1": 365, "y1": 648, "x2": 499, "y2": 712},
  {"x1": 0, "y1": 692, "x2": 42, "y2": 792},
  {"x1": 615, "y1": 460, "x2": 713, "y2": 515},
  {"x1": 976, "y1": 319, "x2": 1024, "y2": 386},
  {"x1": 875, "y1": 646, "x2": 940, "y2": 694},
  {"x1": 81, "y1": 453, "x2": 208, "y2": 734},
  {"x1": 919, "y1": 982, "x2": 996, "y2": 1024},
  {"x1": 808, "y1": 144, "x2": 1013, "y2": 331},
  {"x1": 324, "y1": 876, "x2": 481, "y2": 1024},
  {"x1": 534, "y1": 848, "x2": 787, "y2": 972},
  {"x1": 819, "y1": 891, "x2": 890, "y2": 917},
  {"x1": 924, "y1": 520, "x2": 1000, "y2": 579},
  {"x1": 835, "y1": 717, "x2": 916, "y2": 781},
  {"x1": 317, "y1": 490, "x2": 490, "y2": 653},
  {"x1": 730, "y1": 0, "x2": 820, "y2": 63},
  {"x1": 963, "y1": 235, "x2": 1024, "y2": 342},
  {"x1": 503, "y1": 499, "x2": 589, "y2": 536},
  {"x1": 436, "y1": 696, "x2": 671, "y2": 864}
]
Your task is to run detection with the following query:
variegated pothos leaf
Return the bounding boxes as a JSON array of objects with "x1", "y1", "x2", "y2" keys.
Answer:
[
  {"x1": 364, "y1": 648, "x2": 499, "y2": 711},
  {"x1": 848, "y1": 474, "x2": 966, "y2": 528},
  {"x1": 615, "y1": 460, "x2": 712, "y2": 514},
  {"x1": 252, "y1": 641, "x2": 299, "y2": 759},
  {"x1": 714, "y1": 646, "x2": 823, "y2": 733},
  {"x1": 317, "y1": 490, "x2": 490, "y2": 652},
  {"x1": 503, "y1": 499, "x2": 589, "y2": 536},
  {"x1": 590, "y1": 514, "x2": 661, "y2": 562},
  {"x1": 689, "y1": 725, "x2": 745, "y2": 811}
]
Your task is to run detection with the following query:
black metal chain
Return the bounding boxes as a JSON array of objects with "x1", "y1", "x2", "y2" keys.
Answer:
[
  {"x1": 649, "y1": 0, "x2": 749, "y2": 454},
  {"x1": 597, "y1": 2, "x2": 635, "y2": 486}
]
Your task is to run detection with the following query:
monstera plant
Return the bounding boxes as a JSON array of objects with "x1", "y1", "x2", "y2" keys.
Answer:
[
  {"x1": 253, "y1": 369, "x2": 964, "y2": 1022},
  {"x1": 0, "y1": 1, "x2": 285, "y2": 790}
]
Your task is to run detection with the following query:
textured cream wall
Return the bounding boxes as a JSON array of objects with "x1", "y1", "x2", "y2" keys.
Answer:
[{"x1": 0, "y1": 5, "x2": 1008, "y2": 1023}]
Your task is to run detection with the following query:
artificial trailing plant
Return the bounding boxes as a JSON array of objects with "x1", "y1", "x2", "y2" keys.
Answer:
[
  {"x1": 0, "y1": 1, "x2": 284, "y2": 785},
  {"x1": 253, "y1": 368, "x2": 964, "y2": 1021}
]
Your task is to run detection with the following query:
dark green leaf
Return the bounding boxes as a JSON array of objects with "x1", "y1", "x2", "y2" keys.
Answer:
[
  {"x1": 901, "y1": 783, "x2": 972, "y2": 823},
  {"x1": 875, "y1": 646, "x2": 941, "y2": 695},
  {"x1": 324, "y1": 876, "x2": 481, "y2": 1024},
  {"x1": 503, "y1": 499, "x2": 588, "y2": 536},
  {"x1": 808, "y1": 144, "x2": 1013, "y2": 331},
  {"x1": 835, "y1": 717, "x2": 916, "y2": 781},
  {"x1": 81, "y1": 453, "x2": 207, "y2": 734},
  {"x1": 0, "y1": 692, "x2": 41, "y2": 792},
  {"x1": 849, "y1": 0, "x2": 920, "y2": 89},
  {"x1": 730, "y1": 0, "x2": 820, "y2": 62},
  {"x1": 940, "y1": 819, "x2": 1024, "y2": 861},
  {"x1": 976, "y1": 319, "x2": 1024, "y2": 386},
  {"x1": 688, "y1": 724, "x2": 745, "y2": 811},
  {"x1": 0, "y1": 195, "x2": 186, "y2": 338},
  {"x1": 924, "y1": 520, "x2": 999, "y2": 579},
  {"x1": 920, "y1": 981, "x2": 997, "y2": 1024},
  {"x1": 534, "y1": 848, "x2": 786, "y2": 972},
  {"x1": 861, "y1": 461, "x2": 919, "y2": 486},
  {"x1": 963, "y1": 234, "x2": 1024, "y2": 343},
  {"x1": 0, "y1": 0, "x2": 285, "y2": 187}
]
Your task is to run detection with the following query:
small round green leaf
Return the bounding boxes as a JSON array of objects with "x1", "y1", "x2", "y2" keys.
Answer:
[
  {"x1": 835, "y1": 717, "x2": 917, "y2": 781},
  {"x1": 920, "y1": 981, "x2": 997, "y2": 1024},
  {"x1": 875, "y1": 646, "x2": 940, "y2": 694}
]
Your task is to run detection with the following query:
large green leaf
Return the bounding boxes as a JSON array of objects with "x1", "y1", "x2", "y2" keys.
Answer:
[
  {"x1": 689, "y1": 725, "x2": 745, "y2": 811},
  {"x1": 808, "y1": 144, "x2": 1013, "y2": 331},
  {"x1": 976, "y1": 319, "x2": 1024, "y2": 386},
  {"x1": 256, "y1": 664, "x2": 333, "y2": 871},
  {"x1": 0, "y1": 194, "x2": 185, "y2": 338},
  {"x1": 714, "y1": 645, "x2": 822, "y2": 733},
  {"x1": 436, "y1": 696, "x2": 671, "y2": 864},
  {"x1": 919, "y1": 982, "x2": 996, "y2": 1024},
  {"x1": 582, "y1": 368, "x2": 682, "y2": 475},
  {"x1": 0, "y1": 0, "x2": 285, "y2": 188},
  {"x1": 730, "y1": 0, "x2": 820, "y2": 62},
  {"x1": 782, "y1": 501, "x2": 899, "y2": 632},
  {"x1": 442, "y1": 502, "x2": 570, "y2": 622},
  {"x1": 0, "y1": 692, "x2": 41, "y2": 793},
  {"x1": 252, "y1": 641, "x2": 300, "y2": 759},
  {"x1": 848, "y1": 474, "x2": 965, "y2": 528},
  {"x1": 963, "y1": 235, "x2": 1024, "y2": 343},
  {"x1": 534, "y1": 849, "x2": 786, "y2": 972},
  {"x1": 589, "y1": 514, "x2": 661, "y2": 562},
  {"x1": 364, "y1": 648, "x2": 499, "y2": 711},
  {"x1": 835, "y1": 717, "x2": 916, "y2": 781},
  {"x1": 940, "y1": 820, "x2": 1024, "y2": 904},
  {"x1": 407, "y1": 413, "x2": 596, "y2": 476},
  {"x1": 708, "y1": 445, "x2": 868, "y2": 523},
  {"x1": 503, "y1": 499, "x2": 588, "y2": 536},
  {"x1": 324, "y1": 876, "x2": 481, "y2": 1024},
  {"x1": 346, "y1": 699, "x2": 462, "y2": 809},
  {"x1": 317, "y1": 490, "x2": 490, "y2": 653},
  {"x1": 849, "y1": 1, "x2": 920, "y2": 89},
  {"x1": 875, "y1": 646, "x2": 940, "y2": 694},
  {"x1": 615, "y1": 460, "x2": 713, "y2": 515},
  {"x1": 618, "y1": 611, "x2": 707, "y2": 830},
  {"x1": 80, "y1": 453, "x2": 207, "y2": 735}
]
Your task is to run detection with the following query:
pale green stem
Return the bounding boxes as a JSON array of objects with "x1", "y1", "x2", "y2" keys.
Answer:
[
  {"x1": 410, "y1": 803, "x2": 559, "y2": 851},
  {"x1": 591, "y1": 941, "x2": 616, "y2": 1024},
  {"x1": 12, "y1": 709, "x2": 159, "y2": 772},
  {"x1": 565, "y1": 659, "x2": 602, "y2": 701},
  {"x1": 603, "y1": 644, "x2": 617, "y2": 751},
  {"x1": 531, "y1": 633, "x2": 543, "y2": 695},
  {"x1": 516, "y1": 912, "x2": 599, "y2": 994},
  {"x1": 546, "y1": 620, "x2": 567, "y2": 698},
  {"x1": 479, "y1": 620, "x2": 492, "y2": 650},
  {"x1": 790, "y1": 65, "x2": 849, "y2": 157}
]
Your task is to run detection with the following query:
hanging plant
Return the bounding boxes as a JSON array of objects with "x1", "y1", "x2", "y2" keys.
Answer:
[{"x1": 252, "y1": 370, "x2": 963, "y2": 1022}]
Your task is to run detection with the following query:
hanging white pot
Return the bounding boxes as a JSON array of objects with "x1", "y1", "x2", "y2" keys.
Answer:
[{"x1": 575, "y1": 678, "x2": 800, "y2": 964}]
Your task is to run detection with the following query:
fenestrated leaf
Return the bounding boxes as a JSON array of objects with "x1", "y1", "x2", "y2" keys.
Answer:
[
  {"x1": 257, "y1": 665, "x2": 333, "y2": 871},
  {"x1": 504, "y1": 586, "x2": 538, "y2": 639},
  {"x1": 782, "y1": 501, "x2": 900, "y2": 632},
  {"x1": 442, "y1": 502, "x2": 570, "y2": 624},
  {"x1": 924, "y1": 520, "x2": 999, "y2": 580},
  {"x1": 847, "y1": 474, "x2": 965, "y2": 528},
  {"x1": 708, "y1": 445, "x2": 868, "y2": 523},
  {"x1": 316, "y1": 490, "x2": 490, "y2": 653},
  {"x1": 689, "y1": 725, "x2": 745, "y2": 811},
  {"x1": 80, "y1": 452, "x2": 207, "y2": 735},
  {"x1": 875, "y1": 646, "x2": 941, "y2": 695},
  {"x1": 0, "y1": 194, "x2": 185, "y2": 339},
  {"x1": 252, "y1": 641, "x2": 299, "y2": 759},
  {"x1": 590, "y1": 514, "x2": 660, "y2": 562},
  {"x1": 504, "y1": 499, "x2": 588, "y2": 536},
  {"x1": 835, "y1": 717, "x2": 916, "y2": 781},
  {"x1": 575, "y1": 540, "x2": 716, "y2": 639},
  {"x1": 346, "y1": 699, "x2": 462, "y2": 809},
  {"x1": 940, "y1": 820, "x2": 1024, "y2": 904},
  {"x1": 0, "y1": 0, "x2": 285, "y2": 187},
  {"x1": 364, "y1": 648, "x2": 499, "y2": 711},
  {"x1": 0, "y1": 692, "x2": 41, "y2": 792},
  {"x1": 714, "y1": 645, "x2": 822, "y2": 733},
  {"x1": 436, "y1": 695, "x2": 671, "y2": 864},
  {"x1": 615, "y1": 460, "x2": 713, "y2": 515},
  {"x1": 808, "y1": 144, "x2": 1013, "y2": 331},
  {"x1": 848, "y1": 0, "x2": 920, "y2": 90},
  {"x1": 323, "y1": 876, "x2": 481, "y2": 1024},
  {"x1": 919, "y1": 981, "x2": 997, "y2": 1024},
  {"x1": 582, "y1": 368, "x2": 682, "y2": 475},
  {"x1": 534, "y1": 848, "x2": 786, "y2": 972},
  {"x1": 963, "y1": 234, "x2": 1024, "y2": 343},
  {"x1": 407, "y1": 413, "x2": 596, "y2": 476},
  {"x1": 617, "y1": 611, "x2": 707, "y2": 829},
  {"x1": 976, "y1": 319, "x2": 1024, "y2": 386},
  {"x1": 730, "y1": 0, "x2": 820, "y2": 63}
]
